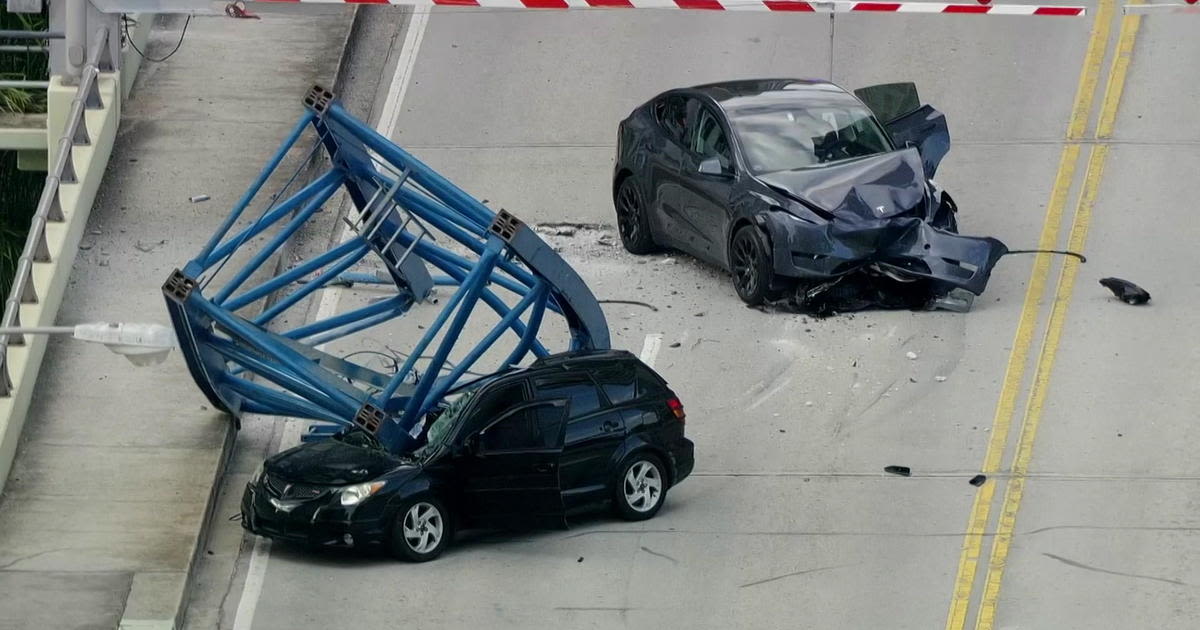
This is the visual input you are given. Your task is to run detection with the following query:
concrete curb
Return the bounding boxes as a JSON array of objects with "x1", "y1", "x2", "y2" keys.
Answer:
[{"x1": 118, "y1": 8, "x2": 368, "y2": 630}]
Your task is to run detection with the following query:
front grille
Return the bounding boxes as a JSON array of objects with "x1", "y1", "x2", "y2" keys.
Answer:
[{"x1": 262, "y1": 473, "x2": 331, "y2": 501}]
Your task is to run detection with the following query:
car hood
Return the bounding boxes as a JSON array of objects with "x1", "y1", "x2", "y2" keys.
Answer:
[
  {"x1": 266, "y1": 438, "x2": 412, "y2": 485},
  {"x1": 757, "y1": 148, "x2": 927, "y2": 221}
]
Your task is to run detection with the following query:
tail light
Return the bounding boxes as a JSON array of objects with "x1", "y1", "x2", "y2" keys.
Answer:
[{"x1": 666, "y1": 397, "x2": 685, "y2": 423}]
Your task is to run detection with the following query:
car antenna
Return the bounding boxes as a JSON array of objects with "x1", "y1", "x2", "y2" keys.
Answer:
[{"x1": 1002, "y1": 249, "x2": 1087, "y2": 263}]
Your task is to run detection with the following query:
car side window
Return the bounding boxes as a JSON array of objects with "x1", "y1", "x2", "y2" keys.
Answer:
[
  {"x1": 655, "y1": 95, "x2": 689, "y2": 144},
  {"x1": 463, "y1": 381, "x2": 527, "y2": 435},
  {"x1": 634, "y1": 366, "x2": 669, "y2": 399},
  {"x1": 480, "y1": 402, "x2": 566, "y2": 452},
  {"x1": 594, "y1": 368, "x2": 637, "y2": 405},
  {"x1": 691, "y1": 107, "x2": 732, "y2": 168},
  {"x1": 534, "y1": 376, "x2": 603, "y2": 419}
]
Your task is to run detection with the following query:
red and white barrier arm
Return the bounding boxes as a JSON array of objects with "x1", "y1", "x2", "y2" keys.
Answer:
[{"x1": 255, "y1": 0, "x2": 1086, "y2": 16}]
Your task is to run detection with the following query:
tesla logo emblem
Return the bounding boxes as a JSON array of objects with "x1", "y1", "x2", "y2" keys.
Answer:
[{"x1": 875, "y1": 205, "x2": 886, "y2": 215}]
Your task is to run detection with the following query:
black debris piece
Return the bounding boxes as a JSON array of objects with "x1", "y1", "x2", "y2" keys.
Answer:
[
  {"x1": 1099, "y1": 277, "x2": 1150, "y2": 305},
  {"x1": 884, "y1": 465, "x2": 911, "y2": 477},
  {"x1": 969, "y1": 474, "x2": 987, "y2": 487},
  {"x1": 668, "y1": 342, "x2": 681, "y2": 348},
  {"x1": 598, "y1": 299, "x2": 659, "y2": 312},
  {"x1": 577, "y1": 557, "x2": 584, "y2": 563}
]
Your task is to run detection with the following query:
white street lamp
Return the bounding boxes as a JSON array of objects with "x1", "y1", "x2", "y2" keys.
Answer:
[{"x1": 0, "y1": 322, "x2": 176, "y2": 366}]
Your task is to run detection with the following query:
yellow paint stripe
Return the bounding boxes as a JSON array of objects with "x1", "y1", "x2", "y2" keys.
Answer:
[
  {"x1": 972, "y1": 7, "x2": 1142, "y2": 630},
  {"x1": 942, "y1": 2, "x2": 1114, "y2": 628}
]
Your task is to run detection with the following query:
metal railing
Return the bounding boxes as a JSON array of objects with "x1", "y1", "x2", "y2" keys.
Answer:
[
  {"x1": 0, "y1": 29, "x2": 56, "y2": 89},
  {"x1": 0, "y1": 27, "x2": 114, "y2": 397}
]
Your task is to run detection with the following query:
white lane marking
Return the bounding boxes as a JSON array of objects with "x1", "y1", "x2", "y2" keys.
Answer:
[
  {"x1": 229, "y1": 9, "x2": 431, "y2": 630},
  {"x1": 639, "y1": 333, "x2": 662, "y2": 369},
  {"x1": 231, "y1": 537, "x2": 271, "y2": 630}
]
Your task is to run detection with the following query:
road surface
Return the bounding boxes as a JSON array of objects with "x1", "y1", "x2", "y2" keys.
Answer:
[{"x1": 185, "y1": 4, "x2": 1200, "y2": 629}]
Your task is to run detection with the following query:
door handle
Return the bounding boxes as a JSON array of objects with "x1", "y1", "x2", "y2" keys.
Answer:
[
  {"x1": 533, "y1": 463, "x2": 556, "y2": 473},
  {"x1": 602, "y1": 420, "x2": 621, "y2": 432}
]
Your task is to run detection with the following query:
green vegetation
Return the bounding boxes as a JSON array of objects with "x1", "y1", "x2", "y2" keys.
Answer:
[{"x1": 1, "y1": 5, "x2": 51, "y2": 301}]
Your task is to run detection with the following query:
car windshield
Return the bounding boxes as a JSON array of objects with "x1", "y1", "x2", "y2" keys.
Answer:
[
  {"x1": 728, "y1": 102, "x2": 892, "y2": 174},
  {"x1": 410, "y1": 388, "x2": 478, "y2": 460}
]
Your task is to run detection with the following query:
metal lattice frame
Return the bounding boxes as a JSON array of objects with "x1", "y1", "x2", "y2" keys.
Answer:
[{"x1": 163, "y1": 86, "x2": 609, "y2": 452}]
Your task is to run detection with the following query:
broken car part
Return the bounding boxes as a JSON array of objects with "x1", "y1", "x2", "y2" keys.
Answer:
[
  {"x1": 884, "y1": 465, "x2": 912, "y2": 476},
  {"x1": 164, "y1": 86, "x2": 610, "y2": 454},
  {"x1": 1099, "y1": 277, "x2": 1151, "y2": 305}
]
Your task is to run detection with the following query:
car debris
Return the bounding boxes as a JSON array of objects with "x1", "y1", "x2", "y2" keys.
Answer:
[
  {"x1": 884, "y1": 465, "x2": 911, "y2": 477},
  {"x1": 1099, "y1": 277, "x2": 1150, "y2": 305},
  {"x1": 189, "y1": 194, "x2": 211, "y2": 203},
  {"x1": 613, "y1": 79, "x2": 1089, "y2": 316},
  {"x1": 969, "y1": 474, "x2": 987, "y2": 487},
  {"x1": 906, "y1": 351, "x2": 918, "y2": 360},
  {"x1": 598, "y1": 299, "x2": 659, "y2": 312}
]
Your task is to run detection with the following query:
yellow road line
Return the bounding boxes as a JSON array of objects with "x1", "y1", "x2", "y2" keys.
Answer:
[
  {"x1": 942, "y1": 2, "x2": 1115, "y2": 628},
  {"x1": 972, "y1": 7, "x2": 1143, "y2": 630}
]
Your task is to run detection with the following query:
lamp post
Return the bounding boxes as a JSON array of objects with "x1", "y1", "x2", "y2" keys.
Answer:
[{"x1": 0, "y1": 322, "x2": 176, "y2": 366}]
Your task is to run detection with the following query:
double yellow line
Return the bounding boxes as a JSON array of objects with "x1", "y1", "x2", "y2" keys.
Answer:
[{"x1": 944, "y1": 2, "x2": 1142, "y2": 628}]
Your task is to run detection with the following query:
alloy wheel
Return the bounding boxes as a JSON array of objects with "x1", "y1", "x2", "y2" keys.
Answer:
[
  {"x1": 732, "y1": 234, "x2": 761, "y2": 297},
  {"x1": 617, "y1": 182, "x2": 644, "y2": 244},
  {"x1": 402, "y1": 501, "x2": 444, "y2": 554},
  {"x1": 623, "y1": 460, "x2": 663, "y2": 513}
]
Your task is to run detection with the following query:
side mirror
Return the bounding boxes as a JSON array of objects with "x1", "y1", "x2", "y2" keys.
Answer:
[{"x1": 698, "y1": 157, "x2": 728, "y2": 177}]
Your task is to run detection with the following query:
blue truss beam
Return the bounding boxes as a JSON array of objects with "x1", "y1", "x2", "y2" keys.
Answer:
[{"x1": 164, "y1": 85, "x2": 610, "y2": 454}]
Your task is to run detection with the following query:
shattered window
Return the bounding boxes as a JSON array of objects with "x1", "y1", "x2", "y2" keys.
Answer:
[{"x1": 729, "y1": 102, "x2": 891, "y2": 174}]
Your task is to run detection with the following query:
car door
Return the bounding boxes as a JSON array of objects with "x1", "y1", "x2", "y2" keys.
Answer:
[
  {"x1": 853, "y1": 82, "x2": 949, "y2": 178},
  {"x1": 456, "y1": 391, "x2": 568, "y2": 528},
  {"x1": 534, "y1": 373, "x2": 625, "y2": 512},
  {"x1": 647, "y1": 94, "x2": 692, "y2": 250},
  {"x1": 678, "y1": 102, "x2": 737, "y2": 266}
]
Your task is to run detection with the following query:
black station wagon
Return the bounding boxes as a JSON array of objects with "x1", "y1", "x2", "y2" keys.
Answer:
[{"x1": 241, "y1": 350, "x2": 695, "y2": 561}]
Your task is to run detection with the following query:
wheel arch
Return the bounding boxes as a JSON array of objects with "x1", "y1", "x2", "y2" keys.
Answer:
[{"x1": 615, "y1": 443, "x2": 675, "y2": 490}]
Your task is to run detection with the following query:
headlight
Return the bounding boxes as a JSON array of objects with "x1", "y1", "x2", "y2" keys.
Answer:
[
  {"x1": 250, "y1": 462, "x2": 265, "y2": 485},
  {"x1": 339, "y1": 481, "x2": 385, "y2": 507}
]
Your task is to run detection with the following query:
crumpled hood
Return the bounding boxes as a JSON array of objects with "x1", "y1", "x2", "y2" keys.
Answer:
[
  {"x1": 757, "y1": 148, "x2": 927, "y2": 221},
  {"x1": 267, "y1": 438, "x2": 411, "y2": 485}
]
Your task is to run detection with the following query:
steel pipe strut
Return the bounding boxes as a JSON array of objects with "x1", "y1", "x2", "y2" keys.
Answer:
[{"x1": 164, "y1": 86, "x2": 610, "y2": 453}]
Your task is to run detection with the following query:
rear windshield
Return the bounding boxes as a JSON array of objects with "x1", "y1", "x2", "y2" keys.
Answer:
[{"x1": 729, "y1": 102, "x2": 891, "y2": 174}]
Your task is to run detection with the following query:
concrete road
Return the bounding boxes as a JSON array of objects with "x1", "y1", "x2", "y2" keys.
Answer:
[{"x1": 184, "y1": 3, "x2": 1200, "y2": 629}]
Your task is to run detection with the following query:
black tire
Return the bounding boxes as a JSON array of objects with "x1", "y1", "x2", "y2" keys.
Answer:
[
  {"x1": 388, "y1": 495, "x2": 452, "y2": 562},
  {"x1": 613, "y1": 453, "x2": 668, "y2": 521},
  {"x1": 615, "y1": 176, "x2": 657, "y2": 255},
  {"x1": 730, "y1": 225, "x2": 773, "y2": 305}
]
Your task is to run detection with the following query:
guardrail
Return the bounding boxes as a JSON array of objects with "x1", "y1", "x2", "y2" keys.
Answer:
[{"x1": 0, "y1": 26, "x2": 113, "y2": 397}]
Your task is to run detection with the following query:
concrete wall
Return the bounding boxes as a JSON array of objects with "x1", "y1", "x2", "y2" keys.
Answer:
[{"x1": 0, "y1": 71, "x2": 122, "y2": 496}]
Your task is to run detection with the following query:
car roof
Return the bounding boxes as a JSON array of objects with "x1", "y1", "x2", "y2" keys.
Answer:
[{"x1": 679, "y1": 78, "x2": 863, "y2": 113}]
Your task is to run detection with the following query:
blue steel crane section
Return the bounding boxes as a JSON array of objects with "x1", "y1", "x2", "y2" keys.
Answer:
[{"x1": 162, "y1": 86, "x2": 610, "y2": 452}]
